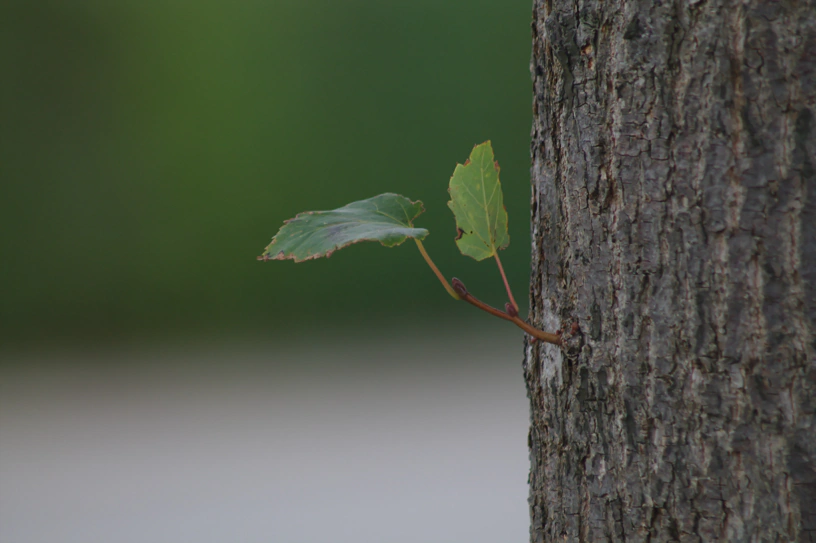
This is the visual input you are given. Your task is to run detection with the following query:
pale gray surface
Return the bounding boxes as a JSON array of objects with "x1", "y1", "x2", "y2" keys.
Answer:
[{"x1": 1, "y1": 328, "x2": 529, "y2": 543}]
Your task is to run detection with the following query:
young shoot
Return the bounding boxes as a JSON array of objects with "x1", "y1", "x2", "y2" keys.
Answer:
[{"x1": 257, "y1": 141, "x2": 561, "y2": 346}]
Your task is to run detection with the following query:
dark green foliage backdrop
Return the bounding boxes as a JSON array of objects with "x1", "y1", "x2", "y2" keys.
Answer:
[{"x1": 0, "y1": 0, "x2": 533, "y2": 345}]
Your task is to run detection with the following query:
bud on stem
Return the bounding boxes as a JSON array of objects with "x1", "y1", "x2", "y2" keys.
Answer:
[{"x1": 451, "y1": 277, "x2": 468, "y2": 298}]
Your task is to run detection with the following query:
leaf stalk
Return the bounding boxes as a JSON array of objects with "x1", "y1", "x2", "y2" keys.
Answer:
[
  {"x1": 414, "y1": 239, "x2": 460, "y2": 300},
  {"x1": 493, "y1": 253, "x2": 519, "y2": 312}
]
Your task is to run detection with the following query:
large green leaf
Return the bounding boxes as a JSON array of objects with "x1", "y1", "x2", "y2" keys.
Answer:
[
  {"x1": 258, "y1": 193, "x2": 428, "y2": 262},
  {"x1": 447, "y1": 141, "x2": 509, "y2": 261}
]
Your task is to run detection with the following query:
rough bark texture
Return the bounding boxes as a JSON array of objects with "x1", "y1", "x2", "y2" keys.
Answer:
[{"x1": 525, "y1": 1, "x2": 816, "y2": 541}]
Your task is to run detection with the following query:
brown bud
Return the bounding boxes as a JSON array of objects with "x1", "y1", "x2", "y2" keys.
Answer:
[
  {"x1": 451, "y1": 277, "x2": 468, "y2": 297},
  {"x1": 505, "y1": 303, "x2": 518, "y2": 318}
]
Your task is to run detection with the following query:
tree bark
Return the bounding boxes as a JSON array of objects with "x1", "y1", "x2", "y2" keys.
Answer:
[{"x1": 525, "y1": 1, "x2": 816, "y2": 541}]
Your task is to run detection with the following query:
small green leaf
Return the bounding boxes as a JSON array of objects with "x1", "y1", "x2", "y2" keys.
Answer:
[
  {"x1": 258, "y1": 193, "x2": 428, "y2": 262},
  {"x1": 447, "y1": 141, "x2": 509, "y2": 261}
]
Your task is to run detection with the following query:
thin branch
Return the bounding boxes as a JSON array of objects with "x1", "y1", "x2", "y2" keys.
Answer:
[
  {"x1": 413, "y1": 242, "x2": 559, "y2": 344},
  {"x1": 451, "y1": 278, "x2": 561, "y2": 345},
  {"x1": 414, "y1": 239, "x2": 460, "y2": 300},
  {"x1": 493, "y1": 252, "x2": 519, "y2": 311}
]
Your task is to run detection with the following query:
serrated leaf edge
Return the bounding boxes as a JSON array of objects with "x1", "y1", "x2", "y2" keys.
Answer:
[
  {"x1": 447, "y1": 141, "x2": 509, "y2": 261},
  {"x1": 258, "y1": 193, "x2": 428, "y2": 263}
]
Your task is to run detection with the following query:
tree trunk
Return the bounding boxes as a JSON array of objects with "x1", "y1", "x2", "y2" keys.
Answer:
[{"x1": 525, "y1": 1, "x2": 816, "y2": 541}]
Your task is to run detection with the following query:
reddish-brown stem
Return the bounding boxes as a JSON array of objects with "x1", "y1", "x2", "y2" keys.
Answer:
[
  {"x1": 493, "y1": 253, "x2": 519, "y2": 312},
  {"x1": 451, "y1": 278, "x2": 561, "y2": 345},
  {"x1": 413, "y1": 242, "x2": 559, "y2": 344}
]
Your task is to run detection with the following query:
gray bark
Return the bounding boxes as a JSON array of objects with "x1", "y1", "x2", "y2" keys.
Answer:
[{"x1": 525, "y1": 1, "x2": 816, "y2": 541}]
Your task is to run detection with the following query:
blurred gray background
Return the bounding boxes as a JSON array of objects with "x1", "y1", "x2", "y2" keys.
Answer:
[{"x1": 0, "y1": 1, "x2": 536, "y2": 541}]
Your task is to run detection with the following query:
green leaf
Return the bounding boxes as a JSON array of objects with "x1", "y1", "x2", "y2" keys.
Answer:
[
  {"x1": 447, "y1": 141, "x2": 509, "y2": 261},
  {"x1": 258, "y1": 193, "x2": 428, "y2": 262}
]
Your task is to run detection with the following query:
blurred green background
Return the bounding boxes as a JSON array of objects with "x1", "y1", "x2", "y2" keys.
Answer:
[
  {"x1": 0, "y1": 0, "x2": 534, "y2": 348},
  {"x1": 1, "y1": 4, "x2": 538, "y2": 540}
]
